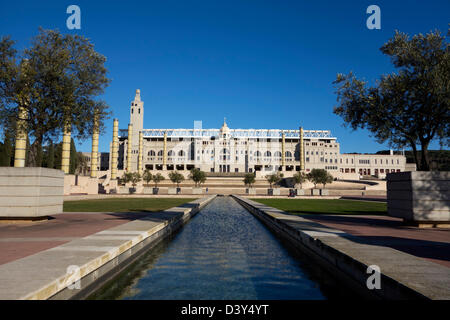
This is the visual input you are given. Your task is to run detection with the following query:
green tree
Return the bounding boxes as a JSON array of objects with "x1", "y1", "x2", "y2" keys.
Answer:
[
  {"x1": 0, "y1": 131, "x2": 13, "y2": 166},
  {"x1": 142, "y1": 169, "x2": 153, "y2": 186},
  {"x1": 151, "y1": 173, "x2": 165, "y2": 188},
  {"x1": 293, "y1": 171, "x2": 307, "y2": 189},
  {"x1": 189, "y1": 168, "x2": 207, "y2": 187},
  {"x1": 69, "y1": 138, "x2": 79, "y2": 174},
  {"x1": 168, "y1": 171, "x2": 184, "y2": 188},
  {"x1": 130, "y1": 172, "x2": 141, "y2": 187},
  {"x1": 243, "y1": 172, "x2": 256, "y2": 188},
  {"x1": 0, "y1": 28, "x2": 110, "y2": 167},
  {"x1": 121, "y1": 172, "x2": 133, "y2": 185},
  {"x1": 307, "y1": 169, "x2": 333, "y2": 188},
  {"x1": 333, "y1": 29, "x2": 449, "y2": 171},
  {"x1": 265, "y1": 173, "x2": 282, "y2": 189}
]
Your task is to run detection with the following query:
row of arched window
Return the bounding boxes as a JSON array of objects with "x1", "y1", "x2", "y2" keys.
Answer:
[
  {"x1": 254, "y1": 151, "x2": 293, "y2": 158},
  {"x1": 147, "y1": 150, "x2": 295, "y2": 158},
  {"x1": 147, "y1": 150, "x2": 186, "y2": 157}
]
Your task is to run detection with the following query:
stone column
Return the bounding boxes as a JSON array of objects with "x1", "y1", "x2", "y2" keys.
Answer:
[
  {"x1": 281, "y1": 132, "x2": 285, "y2": 169},
  {"x1": 299, "y1": 126, "x2": 305, "y2": 171},
  {"x1": 138, "y1": 131, "x2": 143, "y2": 174},
  {"x1": 163, "y1": 131, "x2": 167, "y2": 169},
  {"x1": 13, "y1": 106, "x2": 28, "y2": 168},
  {"x1": 111, "y1": 118, "x2": 119, "y2": 180},
  {"x1": 127, "y1": 124, "x2": 133, "y2": 172},
  {"x1": 90, "y1": 117, "x2": 99, "y2": 178},
  {"x1": 61, "y1": 123, "x2": 71, "y2": 174}
]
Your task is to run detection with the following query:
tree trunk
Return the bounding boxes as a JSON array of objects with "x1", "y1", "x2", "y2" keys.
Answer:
[
  {"x1": 410, "y1": 141, "x2": 420, "y2": 171},
  {"x1": 419, "y1": 140, "x2": 431, "y2": 171},
  {"x1": 28, "y1": 137, "x2": 43, "y2": 167}
]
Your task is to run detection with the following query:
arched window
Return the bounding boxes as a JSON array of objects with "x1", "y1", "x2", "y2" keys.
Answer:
[
  {"x1": 264, "y1": 151, "x2": 271, "y2": 157},
  {"x1": 168, "y1": 150, "x2": 174, "y2": 156},
  {"x1": 285, "y1": 151, "x2": 292, "y2": 158},
  {"x1": 274, "y1": 151, "x2": 282, "y2": 158},
  {"x1": 148, "y1": 150, "x2": 155, "y2": 156},
  {"x1": 178, "y1": 150, "x2": 185, "y2": 156},
  {"x1": 254, "y1": 151, "x2": 261, "y2": 157},
  {"x1": 157, "y1": 150, "x2": 163, "y2": 156}
]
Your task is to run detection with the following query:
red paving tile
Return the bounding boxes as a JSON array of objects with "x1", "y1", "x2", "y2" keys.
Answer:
[
  {"x1": 305, "y1": 214, "x2": 450, "y2": 268},
  {"x1": 0, "y1": 212, "x2": 149, "y2": 265}
]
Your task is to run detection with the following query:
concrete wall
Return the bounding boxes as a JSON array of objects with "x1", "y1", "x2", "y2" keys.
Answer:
[
  {"x1": 387, "y1": 171, "x2": 450, "y2": 223},
  {"x1": 0, "y1": 167, "x2": 64, "y2": 218},
  {"x1": 64, "y1": 175, "x2": 98, "y2": 195}
]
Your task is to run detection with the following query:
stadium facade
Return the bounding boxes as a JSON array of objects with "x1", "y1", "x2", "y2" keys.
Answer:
[{"x1": 114, "y1": 90, "x2": 409, "y2": 178}]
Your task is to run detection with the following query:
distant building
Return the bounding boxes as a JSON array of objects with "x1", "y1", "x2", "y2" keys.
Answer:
[
  {"x1": 81, "y1": 152, "x2": 109, "y2": 174},
  {"x1": 113, "y1": 90, "x2": 411, "y2": 179}
]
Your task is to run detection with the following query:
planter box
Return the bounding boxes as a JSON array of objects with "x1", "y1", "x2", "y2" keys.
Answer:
[
  {"x1": 387, "y1": 171, "x2": 450, "y2": 223},
  {"x1": 296, "y1": 189, "x2": 305, "y2": 196},
  {"x1": 320, "y1": 189, "x2": 329, "y2": 196},
  {"x1": 192, "y1": 187, "x2": 203, "y2": 195},
  {"x1": 168, "y1": 187, "x2": 177, "y2": 195},
  {"x1": 246, "y1": 188, "x2": 256, "y2": 195},
  {"x1": 268, "y1": 188, "x2": 280, "y2": 196},
  {"x1": 153, "y1": 187, "x2": 159, "y2": 195},
  {"x1": 311, "y1": 189, "x2": 320, "y2": 196},
  {"x1": 0, "y1": 167, "x2": 64, "y2": 218}
]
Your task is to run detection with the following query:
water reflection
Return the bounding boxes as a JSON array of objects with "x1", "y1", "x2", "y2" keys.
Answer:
[{"x1": 93, "y1": 197, "x2": 340, "y2": 300}]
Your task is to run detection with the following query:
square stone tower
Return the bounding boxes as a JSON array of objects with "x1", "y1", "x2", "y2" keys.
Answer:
[{"x1": 129, "y1": 89, "x2": 144, "y2": 149}]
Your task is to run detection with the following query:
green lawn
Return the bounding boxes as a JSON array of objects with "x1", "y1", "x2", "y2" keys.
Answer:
[
  {"x1": 251, "y1": 199, "x2": 387, "y2": 216},
  {"x1": 63, "y1": 198, "x2": 197, "y2": 213}
]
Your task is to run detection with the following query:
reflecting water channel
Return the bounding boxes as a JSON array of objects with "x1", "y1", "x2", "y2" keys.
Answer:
[{"x1": 91, "y1": 196, "x2": 355, "y2": 300}]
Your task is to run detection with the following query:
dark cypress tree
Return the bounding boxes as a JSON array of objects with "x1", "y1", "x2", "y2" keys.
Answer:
[
  {"x1": 0, "y1": 131, "x2": 13, "y2": 166},
  {"x1": 69, "y1": 138, "x2": 78, "y2": 174}
]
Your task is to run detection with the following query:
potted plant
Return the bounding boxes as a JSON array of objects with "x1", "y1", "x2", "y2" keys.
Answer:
[
  {"x1": 168, "y1": 171, "x2": 184, "y2": 194},
  {"x1": 189, "y1": 168, "x2": 206, "y2": 194},
  {"x1": 129, "y1": 172, "x2": 141, "y2": 194},
  {"x1": 119, "y1": 172, "x2": 133, "y2": 194},
  {"x1": 142, "y1": 169, "x2": 153, "y2": 194},
  {"x1": 151, "y1": 173, "x2": 165, "y2": 194},
  {"x1": 293, "y1": 171, "x2": 307, "y2": 196},
  {"x1": 243, "y1": 173, "x2": 256, "y2": 195},
  {"x1": 266, "y1": 173, "x2": 282, "y2": 195},
  {"x1": 307, "y1": 169, "x2": 333, "y2": 196}
]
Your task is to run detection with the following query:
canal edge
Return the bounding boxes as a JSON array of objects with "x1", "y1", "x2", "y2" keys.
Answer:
[
  {"x1": 0, "y1": 195, "x2": 216, "y2": 300},
  {"x1": 231, "y1": 195, "x2": 450, "y2": 300}
]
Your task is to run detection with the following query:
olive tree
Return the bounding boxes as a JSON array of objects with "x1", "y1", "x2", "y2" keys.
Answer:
[
  {"x1": 243, "y1": 172, "x2": 256, "y2": 188},
  {"x1": 189, "y1": 168, "x2": 207, "y2": 187},
  {"x1": 0, "y1": 28, "x2": 110, "y2": 166},
  {"x1": 333, "y1": 29, "x2": 449, "y2": 171},
  {"x1": 152, "y1": 173, "x2": 165, "y2": 188},
  {"x1": 293, "y1": 171, "x2": 308, "y2": 189},
  {"x1": 169, "y1": 171, "x2": 184, "y2": 188}
]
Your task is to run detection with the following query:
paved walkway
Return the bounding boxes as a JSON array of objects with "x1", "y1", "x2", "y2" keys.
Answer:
[
  {"x1": 0, "y1": 212, "x2": 148, "y2": 265},
  {"x1": 305, "y1": 214, "x2": 450, "y2": 268}
]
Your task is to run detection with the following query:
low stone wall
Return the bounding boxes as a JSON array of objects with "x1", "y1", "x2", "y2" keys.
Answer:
[
  {"x1": 232, "y1": 195, "x2": 450, "y2": 299},
  {"x1": 64, "y1": 175, "x2": 98, "y2": 195},
  {"x1": 0, "y1": 195, "x2": 216, "y2": 299},
  {"x1": 387, "y1": 171, "x2": 450, "y2": 224},
  {"x1": 0, "y1": 167, "x2": 64, "y2": 218}
]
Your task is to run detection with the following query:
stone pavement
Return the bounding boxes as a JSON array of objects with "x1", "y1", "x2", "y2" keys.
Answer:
[
  {"x1": 304, "y1": 214, "x2": 450, "y2": 268},
  {"x1": 0, "y1": 212, "x2": 149, "y2": 265},
  {"x1": 233, "y1": 195, "x2": 450, "y2": 299},
  {"x1": 0, "y1": 196, "x2": 216, "y2": 299}
]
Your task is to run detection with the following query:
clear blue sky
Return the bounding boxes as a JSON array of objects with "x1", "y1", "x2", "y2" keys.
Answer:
[{"x1": 1, "y1": 0, "x2": 448, "y2": 153}]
